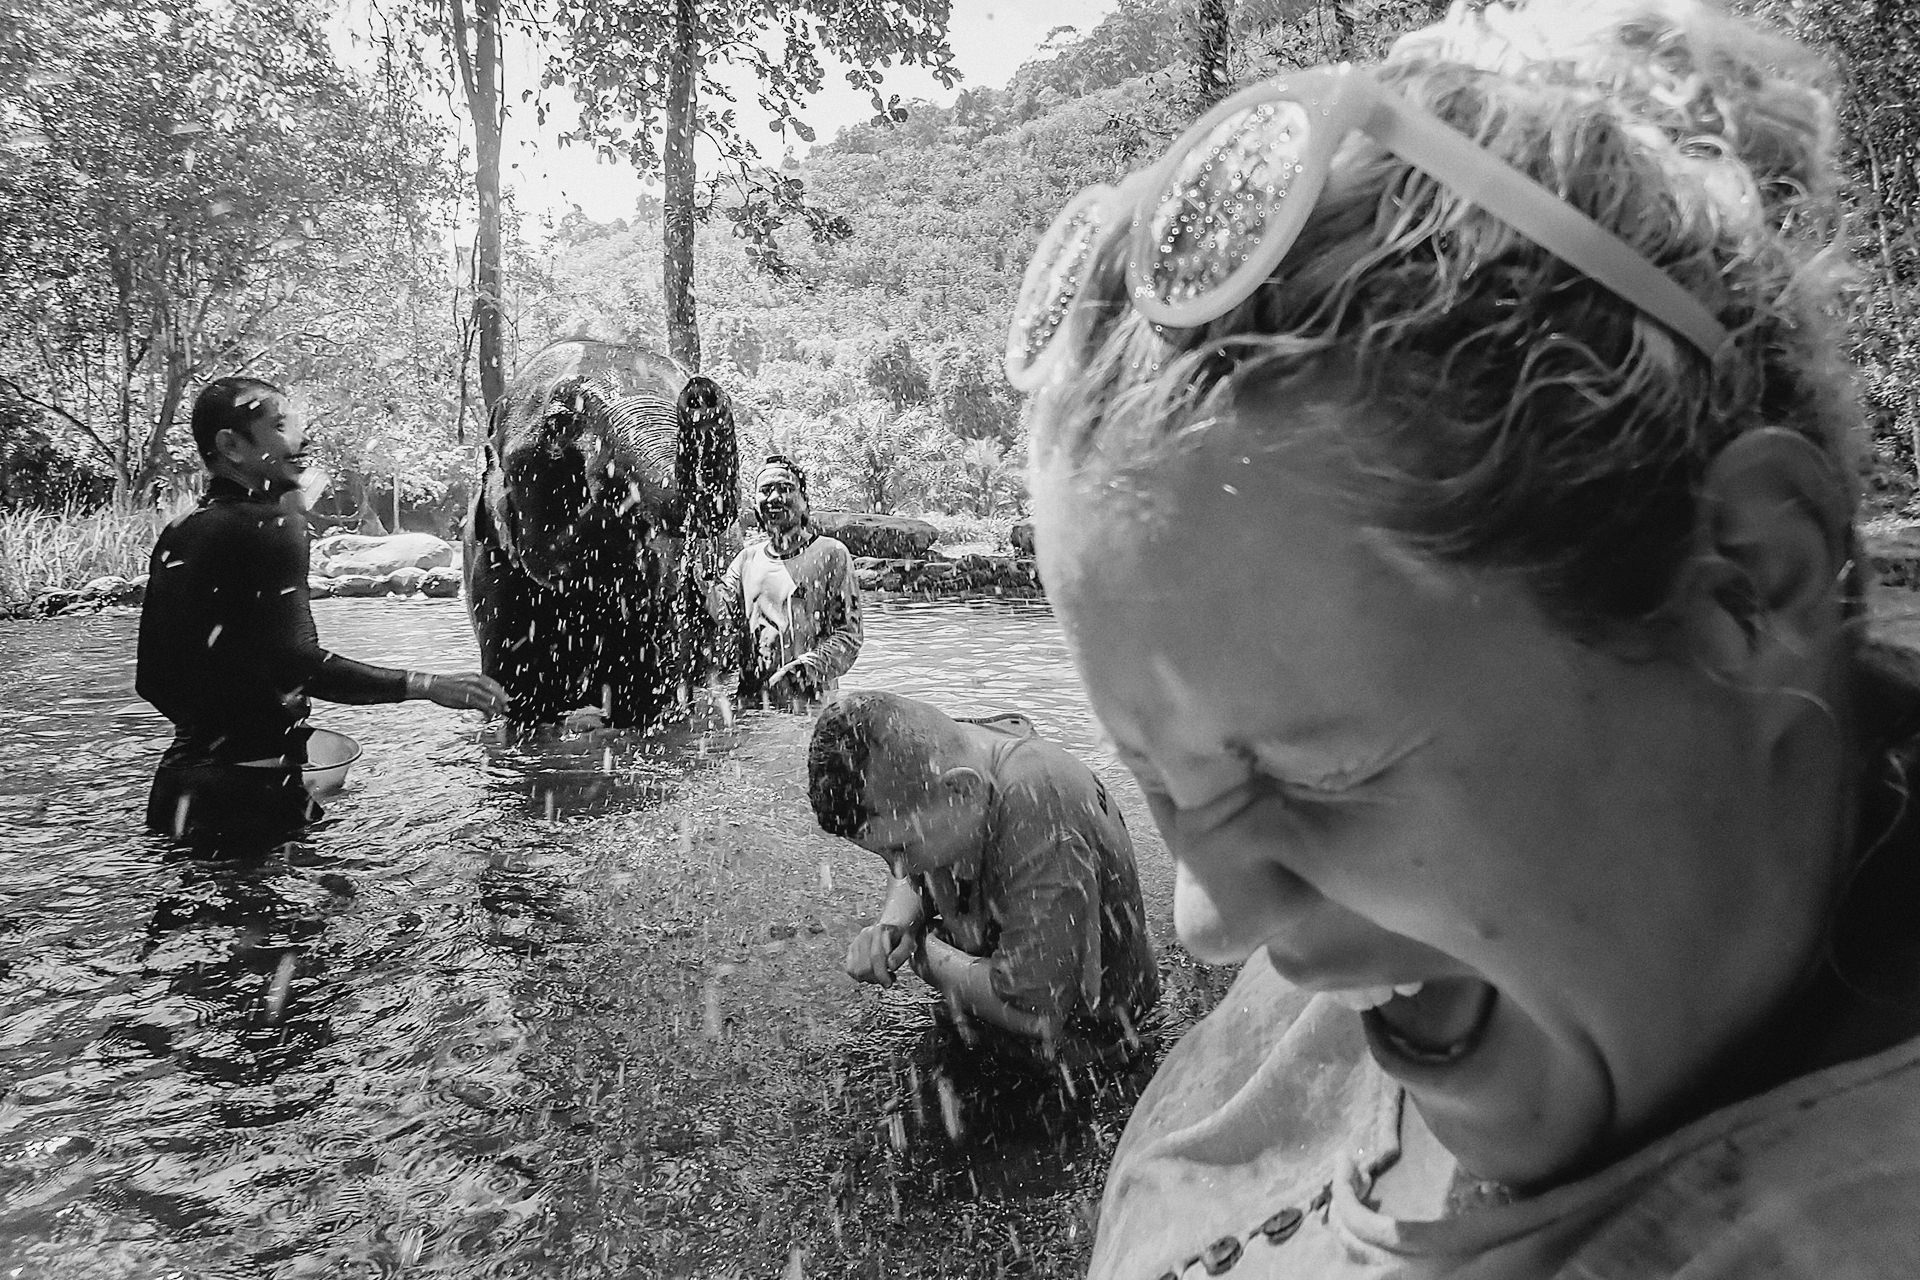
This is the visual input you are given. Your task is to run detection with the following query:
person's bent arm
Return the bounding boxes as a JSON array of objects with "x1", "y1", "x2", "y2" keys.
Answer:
[
  {"x1": 929, "y1": 832, "x2": 1100, "y2": 1045},
  {"x1": 775, "y1": 544, "x2": 864, "y2": 697},
  {"x1": 845, "y1": 876, "x2": 926, "y2": 986},
  {"x1": 917, "y1": 936, "x2": 1057, "y2": 1041},
  {"x1": 802, "y1": 543, "x2": 863, "y2": 683},
  {"x1": 253, "y1": 514, "x2": 504, "y2": 713}
]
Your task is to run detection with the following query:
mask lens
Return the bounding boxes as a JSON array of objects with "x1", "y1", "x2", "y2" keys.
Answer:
[
  {"x1": 1139, "y1": 98, "x2": 1314, "y2": 313},
  {"x1": 1006, "y1": 189, "x2": 1110, "y2": 379}
]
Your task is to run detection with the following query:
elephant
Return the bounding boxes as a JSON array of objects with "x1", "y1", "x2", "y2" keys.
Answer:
[{"x1": 465, "y1": 339, "x2": 740, "y2": 728}]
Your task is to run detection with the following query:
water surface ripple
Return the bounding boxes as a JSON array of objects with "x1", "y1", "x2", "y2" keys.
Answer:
[{"x1": 0, "y1": 595, "x2": 1225, "y2": 1278}]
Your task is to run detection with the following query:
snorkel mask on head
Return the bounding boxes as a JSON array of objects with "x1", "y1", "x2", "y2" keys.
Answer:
[{"x1": 1004, "y1": 63, "x2": 1730, "y2": 392}]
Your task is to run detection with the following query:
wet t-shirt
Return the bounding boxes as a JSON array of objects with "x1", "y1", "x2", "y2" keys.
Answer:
[
  {"x1": 718, "y1": 533, "x2": 862, "y2": 700},
  {"x1": 136, "y1": 478, "x2": 407, "y2": 765},
  {"x1": 1090, "y1": 963, "x2": 1920, "y2": 1279},
  {"x1": 921, "y1": 721, "x2": 1159, "y2": 1032}
]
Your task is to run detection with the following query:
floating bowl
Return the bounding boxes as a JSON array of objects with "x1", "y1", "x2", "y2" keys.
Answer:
[{"x1": 303, "y1": 726, "x2": 363, "y2": 795}]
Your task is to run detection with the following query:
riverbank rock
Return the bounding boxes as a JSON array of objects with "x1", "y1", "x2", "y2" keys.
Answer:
[
  {"x1": 852, "y1": 552, "x2": 1043, "y2": 597},
  {"x1": 309, "y1": 575, "x2": 338, "y2": 599},
  {"x1": 30, "y1": 588, "x2": 82, "y2": 617},
  {"x1": 81, "y1": 574, "x2": 143, "y2": 606},
  {"x1": 385, "y1": 566, "x2": 426, "y2": 596},
  {"x1": 740, "y1": 509, "x2": 937, "y2": 559},
  {"x1": 313, "y1": 532, "x2": 454, "y2": 578},
  {"x1": 816, "y1": 512, "x2": 937, "y2": 559},
  {"x1": 330, "y1": 574, "x2": 388, "y2": 598},
  {"x1": 420, "y1": 567, "x2": 462, "y2": 598}
]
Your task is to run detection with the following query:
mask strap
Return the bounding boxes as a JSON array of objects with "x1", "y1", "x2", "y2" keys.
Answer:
[{"x1": 1367, "y1": 94, "x2": 1729, "y2": 360}]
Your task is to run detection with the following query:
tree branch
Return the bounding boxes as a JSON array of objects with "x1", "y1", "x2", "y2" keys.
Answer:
[{"x1": 0, "y1": 373, "x2": 119, "y2": 470}]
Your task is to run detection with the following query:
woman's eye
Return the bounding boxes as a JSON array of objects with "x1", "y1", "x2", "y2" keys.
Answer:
[{"x1": 1174, "y1": 777, "x2": 1281, "y2": 834}]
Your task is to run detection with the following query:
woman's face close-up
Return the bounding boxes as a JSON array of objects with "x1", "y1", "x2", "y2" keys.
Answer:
[{"x1": 1035, "y1": 399, "x2": 1834, "y2": 1189}]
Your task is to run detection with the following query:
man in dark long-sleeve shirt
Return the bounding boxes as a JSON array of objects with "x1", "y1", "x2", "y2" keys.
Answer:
[{"x1": 138, "y1": 377, "x2": 506, "y2": 849}]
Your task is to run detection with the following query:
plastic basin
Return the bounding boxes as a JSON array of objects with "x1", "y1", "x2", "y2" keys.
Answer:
[{"x1": 303, "y1": 726, "x2": 363, "y2": 795}]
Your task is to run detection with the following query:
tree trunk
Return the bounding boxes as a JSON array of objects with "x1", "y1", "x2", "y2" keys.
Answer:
[
  {"x1": 352, "y1": 472, "x2": 388, "y2": 536},
  {"x1": 662, "y1": 0, "x2": 701, "y2": 371},
  {"x1": 133, "y1": 324, "x2": 190, "y2": 501},
  {"x1": 456, "y1": 0, "x2": 508, "y2": 413},
  {"x1": 1189, "y1": 0, "x2": 1232, "y2": 113}
]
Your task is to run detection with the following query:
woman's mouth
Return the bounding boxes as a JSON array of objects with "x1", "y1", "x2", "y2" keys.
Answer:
[{"x1": 1361, "y1": 976, "x2": 1497, "y2": 1067}]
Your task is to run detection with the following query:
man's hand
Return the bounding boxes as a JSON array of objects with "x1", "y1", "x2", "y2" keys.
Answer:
[
  {"x1": 845, "y1": 922, "x2": 918, "y2": 987},
  {"x1": 765, "y1": 658, "x2": 817, "y2": 704},
  {"x1": 412, "y1": 671, "x2": 509, "y2": 716}
]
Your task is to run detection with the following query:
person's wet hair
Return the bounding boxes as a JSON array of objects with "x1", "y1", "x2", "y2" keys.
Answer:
[
  {"x1": 192, "y1": 376, "x2": 287, "y2": 463},
  {"x1": 808, "y1": 695, "x2": 875, "y2": 837},
  {"x1": 1028, "y1": 0, "x2": 1855, "y2": 644}
]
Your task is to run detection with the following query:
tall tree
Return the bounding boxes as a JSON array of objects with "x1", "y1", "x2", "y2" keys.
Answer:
[
  {"x1": 447, "y1": 0, "x2": 510, "y2": 413},
  {"x1": 373, "y1": 0, "x2": 546, "y2": 427},
  {"x1": 0, "y1": 0, "x2": 450, "y2": 498},
  {"x1": 547, "y1": 1, "x2": 960, "y2": 370}
]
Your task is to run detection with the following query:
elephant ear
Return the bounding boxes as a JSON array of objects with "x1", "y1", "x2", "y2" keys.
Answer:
[{"x1": 675, "y1": 375, "x2": 738, "y2": 538}]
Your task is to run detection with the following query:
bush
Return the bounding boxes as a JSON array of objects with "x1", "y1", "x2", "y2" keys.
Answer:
[{"x1": 0, "y1": 502, "x2": 181, "y2": 609}]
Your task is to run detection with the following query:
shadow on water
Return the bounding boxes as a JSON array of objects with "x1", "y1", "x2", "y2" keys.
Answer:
[{"x1": 0, "y1": 595, "x2": 1237, "y2": 1278}]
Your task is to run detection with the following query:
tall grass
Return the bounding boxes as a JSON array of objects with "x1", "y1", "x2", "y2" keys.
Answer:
[{"x1": 0, "y1": 502, "x2": 183, "y2": 609}]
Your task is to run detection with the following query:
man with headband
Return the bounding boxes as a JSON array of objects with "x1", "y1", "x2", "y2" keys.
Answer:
[{"x1": 711, "y1": 454, "x2": 863, "y2": 710}]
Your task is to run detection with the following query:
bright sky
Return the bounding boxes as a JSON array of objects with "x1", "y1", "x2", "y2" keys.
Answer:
[{"x1": 488, "y1": 0, "x2": 1123, "y2": 223}]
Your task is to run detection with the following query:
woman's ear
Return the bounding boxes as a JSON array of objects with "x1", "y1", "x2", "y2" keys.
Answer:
[
  {"x1": 939, "y1": 766, "x2": 985, "y2": 803},
  {"x1": 1677, "y1": 428, "x2": 1850, "y2": 681}
]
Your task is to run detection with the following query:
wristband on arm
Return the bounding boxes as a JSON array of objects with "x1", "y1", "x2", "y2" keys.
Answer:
[{"x1": 405, "y1": 670, "x2": 432, "y2": 699}]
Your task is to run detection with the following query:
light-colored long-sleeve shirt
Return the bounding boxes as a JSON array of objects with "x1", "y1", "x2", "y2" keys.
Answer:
[{"x1": 715, "y1": 533, "x2": 862, "y2": 707}]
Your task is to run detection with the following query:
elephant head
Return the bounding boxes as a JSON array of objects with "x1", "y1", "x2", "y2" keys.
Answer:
[
  {"x1": 466, "y1": 339, "x2": 740, "y2": 728},
  {"x1": 477, "y1": 339, "x2": 738, "y2": 590}
]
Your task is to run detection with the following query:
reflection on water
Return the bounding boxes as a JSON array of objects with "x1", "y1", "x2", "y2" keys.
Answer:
[{"x1": 0, "y1": 595, "x2": 1213, "y2": 1278}]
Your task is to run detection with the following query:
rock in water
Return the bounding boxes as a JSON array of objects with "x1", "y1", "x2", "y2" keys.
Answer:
[
  {"x1": 419, "y1": 567, "x2": 462, "y2": 598},
  {"x1": 313, "y1": 532, "x2": 454, "y2": 579},
  {"x1": 385, "y1": 566, "x2": 426, "y2": 596}
]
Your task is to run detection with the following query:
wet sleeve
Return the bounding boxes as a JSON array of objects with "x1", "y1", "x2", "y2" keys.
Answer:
[
  {"x1": 795, "y1": 542, "x2": 863, "y2": 685},
  {"x1": 249, "y1": 514, "x2": 408, "y2": 705},
  {"x1": 985, "y1": 826, "x2": 1102, "y2": 1025}
]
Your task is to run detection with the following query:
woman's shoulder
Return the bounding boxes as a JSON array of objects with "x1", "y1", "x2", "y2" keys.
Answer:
[
  {"x1": 1090, "y1": 964, "x2": 1376, "y2": 1276},
  {"x1": 1568, "y1": 1031, "x2": 1920, "y2": 1278}
]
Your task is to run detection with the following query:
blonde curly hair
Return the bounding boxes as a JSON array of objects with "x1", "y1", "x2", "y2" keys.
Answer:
[{"x1": 1027, "y1": 0, "x2": 1858, "y2": 637}]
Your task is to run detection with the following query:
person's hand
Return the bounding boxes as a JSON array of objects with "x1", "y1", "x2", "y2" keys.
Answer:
[
  {"x1": 845, "y1": 922, "x2": 918, "y2": 987},
  {"x1": 562, "y1": 706, "x2": 610, "y2": 734},
  {"x1": 414, "y1": 671, "x2": 509, "y2": 716},
  {"x1": 766, "y1": 659, "x2": 816, "y2": 704}
]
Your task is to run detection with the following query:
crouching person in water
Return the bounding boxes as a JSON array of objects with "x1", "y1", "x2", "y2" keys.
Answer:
[
  {"x1": 808, "y1": 690, "x2": 1160, "y2": 1072},
  {"x1": 137, "y1": 377, "x2": 507, "y2": 852}
]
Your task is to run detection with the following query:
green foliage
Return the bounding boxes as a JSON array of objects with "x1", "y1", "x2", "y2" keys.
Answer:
[
  {"x1": 545, "y1": 0, "x2": 961, "y2": 366},
  {"x1": 861, "y1": 335, "x2": 932, "y2": 410},
  {"x1": 0, "y1": 0, "x2": 454, "y2": 499},
  {"x1": 0, "y1": 502, "x2": 177, "y2": 607},
  {"x1": 1724, "y1": 0, "x2": 1920, "y2": 514}
]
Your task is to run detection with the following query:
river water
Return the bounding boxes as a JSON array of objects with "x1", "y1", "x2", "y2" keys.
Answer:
[{"x1": 0, "y1": 596, "x2": 1225, "y2": 1279}]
